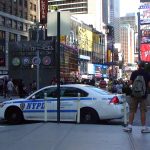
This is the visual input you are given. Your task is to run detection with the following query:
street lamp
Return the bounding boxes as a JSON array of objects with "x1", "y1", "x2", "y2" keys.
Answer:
[{"x1": 29, "y1": 21, "x2": 40, "y2": 90}]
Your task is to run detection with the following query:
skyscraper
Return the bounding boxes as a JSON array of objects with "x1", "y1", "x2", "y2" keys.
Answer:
[{"x1": 109, "y1": 0, "x2": 120, "y2": 43}]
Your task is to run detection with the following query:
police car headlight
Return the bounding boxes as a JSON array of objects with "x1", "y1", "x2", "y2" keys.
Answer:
[{"x1": 0, "y1": 103, "x2": 4, "y2": 108}]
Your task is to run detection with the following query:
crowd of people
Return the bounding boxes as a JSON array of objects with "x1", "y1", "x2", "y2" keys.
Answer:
[{"x1": 0, "y1": 77, "x2": 37, "y2": 99}]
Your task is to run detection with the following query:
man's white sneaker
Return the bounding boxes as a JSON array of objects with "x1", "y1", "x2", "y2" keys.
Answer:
[
  {"x1": 123, "y1": 126, "x2": 132, "y2": 132},
  {"x1": 141, "y1": 127, "x2": 150, "y2": 133}
]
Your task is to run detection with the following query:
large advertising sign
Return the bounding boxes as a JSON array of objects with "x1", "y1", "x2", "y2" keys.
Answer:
[
  {"x1": 78, "y1": 27, "x2": 93, "y2": 52},
  {"x1": 140, "y1": 44, "x2": 150, "y2": 61},
  {"x1": 88, "y1": 63, "x2": 109, "y2": 78},
  {"x1": 40, "y1": 0, "x2": 48, "y2": 24},
  {"x1": 141, "y1": 29, "x2": 150, "y2": 43},
  {"x1": 139, "y1": 4, "x2": 150, "y2": 24}
]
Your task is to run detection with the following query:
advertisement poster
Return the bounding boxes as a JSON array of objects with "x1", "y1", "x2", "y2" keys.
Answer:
[{"x1": 140, "y1": 43, "x2": 150, "y2": 61}]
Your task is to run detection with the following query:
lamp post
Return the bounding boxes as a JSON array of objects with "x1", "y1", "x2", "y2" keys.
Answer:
[{"x1": 29, "y1": 22, "x2": 40, "y2": 90}]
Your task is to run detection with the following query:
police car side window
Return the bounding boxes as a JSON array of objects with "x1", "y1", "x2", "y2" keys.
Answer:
[
  {"x1": 44, "y1": 88, "x2": 57, "y2": 98},
  {"x1": 62, "y1": 87, "x2": 88, "y2": 97},
  {"x1": 78, "y1": 89, "x2": 88, "y2": 97},
  {"x1": 34, "y1": 91, "x2": 44, "y2": 99}
]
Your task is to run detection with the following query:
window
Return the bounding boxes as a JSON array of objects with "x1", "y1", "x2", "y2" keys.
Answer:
[
  {"x1": 34, "y1": 4, "x2": 36, "y2": 11},
  {"x1": 33, "y1": 16, "x2": 36, "y2": 22},
  {"x1": 23, "y1": 24, "x2": 28, "y2": 31},
  {"x1": 30, "y1": 2, "x2": 33, "y2": 10},
  {"x1": 18, "y1": 22, "x2": 23, "y2": 30},
  {"x1": 62, "y1": 87, "x2": 88, "y2": 97},
  {"x1": 24, "y1": 12, "x2": 27, "y2": 19},
  {"x1": 30, "y1": 14, "x2": 33, "y2": 21},
  {"x1": 19, "y1": 10, "x2": 23, "y2": 17},
  {"x1": 12, "y1": 20, "x2": 17, "y2": 29},
  {"x1": 13, "y1": 8, "x2": 17, "y2": 16},
  {"x1": 21, "y1": 35, "x2": 27, "y2": 41},
  {"x1": 19, "y1": 0, "x2": 22, "y2": 5},
  {"x1": 0, "y1": 16, "x2": 5, "y2": 25},
  {"x1": 6, "y1": 19, "x2": 12, "y2": 28},
  {"x1": 9, "y1": 33, "x2": 17, "y2": 41},
  {"x1": 1, "y1": 3, "x2": 6, "y2": 11},
  {"x1": 0, "y1": 31, "x2": 5, "y2": 39},
  {"x1": 33, "y1": 87, "x2": 57, "y2": 99},
  {"x1": 24, "y1": 0, "x2": 27, "y2": 7},
  {"x1": 7, "y1": 6, "x2": 12, "y2": 14}
]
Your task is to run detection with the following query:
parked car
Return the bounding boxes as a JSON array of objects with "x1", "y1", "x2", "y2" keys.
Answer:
[{"x1": 0, "y1": 84, "x2": 128, "y2": 124}]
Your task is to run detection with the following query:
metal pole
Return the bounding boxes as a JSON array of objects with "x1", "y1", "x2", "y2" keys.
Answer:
[
  {"x1": 44, "y1": 93, "x2": 48, "y2": 122},
  {"x1": 36, "y1": 23, "x2": 39, "y2": 90},
  {"x1": 137, "y1": 12, "x2": 141, "y2": 62},
  {"x1": 56, "y1": 11, "x2": 60, "y2": 123}
]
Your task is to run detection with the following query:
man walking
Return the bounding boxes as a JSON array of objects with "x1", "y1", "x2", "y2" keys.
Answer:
[
  {"x1": 7, "y1": 78, "x2": 15, "y2": 99},
  {"x1": 123, "y1": 62, "x2": 150, "y2": 133}
]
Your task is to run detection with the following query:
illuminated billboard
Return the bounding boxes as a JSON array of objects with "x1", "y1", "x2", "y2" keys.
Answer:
[
  {"x1": 40, "y1": 0, "x2": 48, "y2": 24},
  {"x1": 88, "y1": 63, "x2": 109, "y2": 78},
  {"x1": 139, "y1": 4, "x2": 150, "y2": 24},
  {"x1": 78, "y1": 27, "x2": 93, "y2": 51},
  {"x1": 140, "y1": 43, "x2": 150, "y2": 61}
]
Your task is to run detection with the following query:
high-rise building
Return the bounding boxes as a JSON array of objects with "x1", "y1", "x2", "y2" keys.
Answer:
[
  {"x1": 102, "y1": 0, "x2": 109, "y2": 25},
  {"x1": 120, "y1": 14, "x2": 138, "y2": 64},
  {"x1": 109, "y1": 0, "x2": 120, "y2": 43},
  {"x1": 120, "y1": 24, "x2": 135, "y2": 64},
  {"x1": 0, "y1": 0, "x2": 39, "y2": 74},
  {"x1": 48, "y1": 0, "x2": 103, "y2": 32}
]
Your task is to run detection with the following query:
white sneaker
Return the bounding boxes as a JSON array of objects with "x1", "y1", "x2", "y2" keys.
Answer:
[
  {"x1": 123, "y1": 126, "x2": 132, "y2": 132},
  {"x1": 141, "y1": 127, "x2": 150, "y2": 133}
]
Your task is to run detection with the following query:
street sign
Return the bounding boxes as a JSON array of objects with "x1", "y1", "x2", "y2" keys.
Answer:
[{"x1": 32, "y1": 56, "x2": 41, "y2": 65}]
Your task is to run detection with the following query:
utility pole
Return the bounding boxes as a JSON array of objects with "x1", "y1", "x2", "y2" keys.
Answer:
[
  {"x1": 137, "y1": 12, "x2": 141, "y2": 62},
  {"x1": 56, "y1": 11, "x2": 60, "y2": 123},
  {"x1": 36, "y1": 22, "x2": 40, "y2": 90}
]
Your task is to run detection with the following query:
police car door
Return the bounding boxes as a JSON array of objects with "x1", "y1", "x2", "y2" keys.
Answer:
[
  {"x1": 59, "y1": 87, "x2": 79, "y2": 121},
  {"x1": 24, "y1": 89, "x2": 45, "y2": 120}
]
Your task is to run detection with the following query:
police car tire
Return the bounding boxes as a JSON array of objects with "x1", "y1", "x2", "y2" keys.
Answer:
[
  {"x1": 80, "y1": 108, "x2": 99, "y2": 124},
  {"x1": 5, "y1": 107, "x2": 24, "y2": 124}
]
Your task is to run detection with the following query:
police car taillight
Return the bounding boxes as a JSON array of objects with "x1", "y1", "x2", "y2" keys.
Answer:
[{"x1": 109, "y1": 96, "x2": 119, "y2": 104}]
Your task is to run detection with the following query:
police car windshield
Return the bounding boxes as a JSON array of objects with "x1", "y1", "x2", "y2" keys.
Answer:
[{"x1": 89, "y1": 86, "x2": 110, "y2": 95}]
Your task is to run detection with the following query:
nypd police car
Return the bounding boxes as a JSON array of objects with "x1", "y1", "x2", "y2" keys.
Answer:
[{"x1": 0, "y1": 84, "x2": 128, "y2": 124}]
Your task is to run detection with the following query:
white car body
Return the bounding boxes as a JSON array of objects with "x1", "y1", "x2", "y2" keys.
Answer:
[{"x1": 0, "y1": 84, "x2": 128, "y2": 124}]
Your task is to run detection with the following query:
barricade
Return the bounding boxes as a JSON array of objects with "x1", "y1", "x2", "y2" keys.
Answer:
[
  {"x1": 122, "y1": 94, "x2": 128, "y2": 126},
  {"x1": 44, "y1": 92, "x2": 48, "y2": 122},
  {"x1": 77, "y1": 93, "x2": 81, "y2": 123}
]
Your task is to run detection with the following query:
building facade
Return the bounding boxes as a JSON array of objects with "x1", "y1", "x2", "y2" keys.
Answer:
[
  {"x1": 48, "y1": 0, "x2": 103, "y2": 32},
  {"x1": 48, "y1": 0, "x2": 106, "y2": 76},
  {"x1": 120, "y1": 14, "x2": 138, "y2": 63},
  {"x1": 0, "y1": 0, "x2": 39, "y2": 75},
  {"x1": 120, "y1": 24, "x2": 135, "y2": 65}
]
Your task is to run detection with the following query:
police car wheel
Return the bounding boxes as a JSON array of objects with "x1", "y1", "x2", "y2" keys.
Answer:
[
  {"x1": 80, "y1": 108, "x2": 99, "y2": 124},
  {"x1": 5, "y1": 108, "x2": 24, "y2": 124}
]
